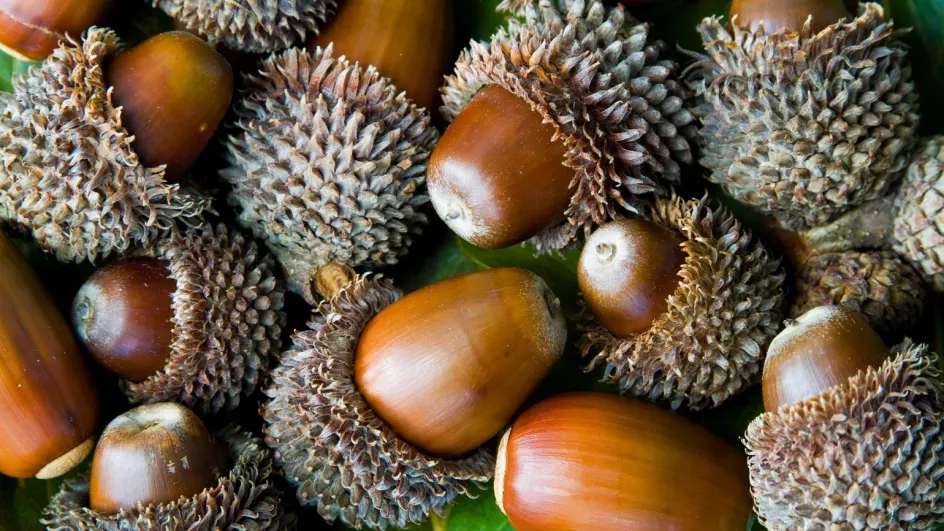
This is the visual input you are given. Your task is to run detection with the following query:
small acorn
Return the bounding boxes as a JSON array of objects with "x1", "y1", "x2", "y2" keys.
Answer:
[
  {"x1": 745, "y1": 306, "x2": 944, "y2": 529},
  {"x1": 0, "y1": 28, "x2": 209, "y2": 264},
  {"x1": 262, "y1": 268, "x2": 567, "y2": 529},
  {"x1": 310, "y1": 0, "x2": 451, "y2": 110},
  {"x1": 688, "y1": 1, "x2": 919, "y2": 231},
  {"x1": 107, "y1": 31, "x2": 233, "y2": 183},
  {"x1": 495, "y1": 393, "x2": 753, "y2": 531},
  {"x1": 435, "y1": 0, "x2": 695, "y2": 252},
  {"x1": 43, "y1": 410, "x2": 295, "y2": 529},
  {"x1": 577, "y1": 196, "x2": 785, "y2": 410},
  {"x1": 0, "y1": 231, "x2": 99, "y2": 479},
  {"x1": 0, "y1": 0, "x2": 110, "y2": 60},
  {"x1": 71, "y1": 224, "x2": 286, "y2": 414}
]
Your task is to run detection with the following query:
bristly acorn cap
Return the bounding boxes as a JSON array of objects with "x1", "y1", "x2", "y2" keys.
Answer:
[
  {"x1": 221, "y1": 46, "x2": 436, "y2": 305},
  {"x1": 894, "y1": 135, "x2": 944, "y2": 292},
  {"x1": 686, "y1": 4, "x2": 919, "y2": 231},
  {"x1": 151, "y1": 0, "x2": 337, "y2": 53},
  {"x1": 261, "y1": 275, "x2": 493, "y2": 530},
  {"x1": 441, "y1": 0, "x2": 696, "y2": 253},
  {"x1": 120, "y1": 223, "x2": 286, "y2": 414},
  {"x1": 790, "y1": 250, "x2": 924, "y2": 338},
  {"x1": 42, "y1": 426, "x2": 296, "y2": 530},
  {"x1": 745, "y1": 342, "x2": 944, "y2": 529},
  {"x1": 0, "y1": 27, "x2": 209, "y2": 264},
  {"x1": 578, "y1": 195, "x2": 786, "y2": 410}
]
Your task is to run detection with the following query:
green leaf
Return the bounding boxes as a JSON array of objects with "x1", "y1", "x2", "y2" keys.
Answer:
[{"x1": 883, "y1": 0, "x2": 944, "y2": 134}]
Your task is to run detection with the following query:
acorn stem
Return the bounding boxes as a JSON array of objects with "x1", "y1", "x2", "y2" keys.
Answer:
[
  {"x1": 799, "y1": 196, "x2": 895, "y2": 254},
  {"x1": 35, "y1": 436, "x2": 95, "y2": 480}
]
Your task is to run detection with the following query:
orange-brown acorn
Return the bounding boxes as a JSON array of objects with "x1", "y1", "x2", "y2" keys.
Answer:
[
  {"x1": 730, "y1": 0, "x2": 849, "y2": 34},
  {"x1": 496, "y1": 393, "x2": 753, "y2": 531},
  {"x1": 0, "y1": 231, "x2": 99, "y2": 479},
  {"x1": 0, "y1": 0, "x2": 110, "y2": 60}
]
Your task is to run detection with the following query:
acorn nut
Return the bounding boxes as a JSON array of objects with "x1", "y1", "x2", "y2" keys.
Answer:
[
  {"x1": 730, "y1": 0, "x2": 849, "y2": 34},
  {"x1": 0, "y1": 0, "x2": 110, "y2": 60}
]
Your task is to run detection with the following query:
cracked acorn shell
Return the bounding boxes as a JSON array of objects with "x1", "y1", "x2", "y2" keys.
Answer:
[
  {"x1": 577, "y1": 195, "x2": 786, "y2": 410},
  {"x1": 893, "y1": 135, "x2": 944, "y2": 292},
  {"x1": 0, "y1": 27, "x2": 209, "y2": 264},
  {"x1": 221, "y1": 46, "x2": 436, "y2": 305},
  {"x1": 75, "y1": 223, "x2": 286, "y2": 414},
  {"x1": 686, "y1": 3, "x2": 920, "y2": 231},
  {"x1": 746, "y1": 306, "x2": 944, "y2": 530},
  {"x1": 150, "y1": 0, "x2": 336, "y2": 53},
  {"x1": 437, "y1": 0, "x2": 696, "y2": 253},
  {"x1": 42, "y1": 424, "x2": 295, "y2": 530},
  {"x1": 261, "y1": 268, "x2": 567, "y2": 529}
]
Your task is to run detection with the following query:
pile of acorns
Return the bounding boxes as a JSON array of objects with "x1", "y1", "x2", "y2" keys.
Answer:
[{"x1": 0, "y1": 0, "x2": 941, "y2": 530}]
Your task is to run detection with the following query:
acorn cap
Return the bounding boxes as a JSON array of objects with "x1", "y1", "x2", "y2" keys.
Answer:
[
  {"x1": 578, "y1": 195, "x2": 786, "y2": 410},
  {"x1": 261, "y1": 275, "x2": 492, "y2": 529},
  {"x1": 745, "y1": 342, "x2": 944, "y2": 529},
  {"x1": 790, "y1": 250, "x2": 924, "y2": 338},
  {"x1": 221, "y1": 46, "x2": 435, "y2": 304},
  {"x1": 123, "y1": 223, "x2": 286, "y2": 414},
  {"x1": 0, "y1": 27, "x2": 209, "y2": 263},
  {"x1": 893, "y1": 135, "x2": 944, "y2": 292},
  {"x1": 41, "y1": 426, "x2": 295, "y2": 530},
  {"x1": 441, "y1": 0, "x2": 696, "y2": 253},
  {"x1": 687, "y1": 4, "x2": 919, "y2": 231},
  {"x1": 150, "y1": 0, "x2": 337, "y2": 53}
]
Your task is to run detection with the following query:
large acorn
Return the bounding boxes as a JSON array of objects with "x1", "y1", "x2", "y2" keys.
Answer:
[
  {"x1": 262, "y1": 267, "x2": 568, "y2": 529},
  {"x1": 686, "y1": 0, "x2": 920, "y2": 231},
  {"x1": 0, "y1": 28, "x2": 224, "y2": 263},
  {"x1": 0, "y1": 0, "x2": 110, "y2": 60},
  {"x1": 577, "y1": 195, "x2": 786, "y2": 410},
  {"x1": 433, "y1": 0, "x2": 696, "y2": 252},
  {"x1": 151, "y1": 0, "x2": 336, "y2": 53},
  {"x1": 221, "y1": 46, "x2": 437, "y2": 304},
  {"x1": 745, "y1": 305, "x2": 944, "y2": 529},
  {"x1": 0, "y1": 231, "x2": 99, "y2": 479},
  {"x1": 496, "y1": 393, "x2": 753, "y2": 530},
  {"x1": 43, "y1": 402, "x2": 295, "y2": 529},
  {"x1": 72, "y1": 224, "x2": 286, "y2": 414}
]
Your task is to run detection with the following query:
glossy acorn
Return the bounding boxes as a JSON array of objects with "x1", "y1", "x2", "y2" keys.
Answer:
[
  {"x1": 0, "y1": 231, "x2": 99, "y2": 479},
  {"x1": 0, "y1": 0, "x2": 111, "y2": 60},
  {"x1": 495, "y1": 393, "x2": 753, "y2": 531},
  {"x1": 729, "y1": 0, "x2": 849, "y2": 34}
]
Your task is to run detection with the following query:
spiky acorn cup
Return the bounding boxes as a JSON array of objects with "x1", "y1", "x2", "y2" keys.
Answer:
[
  {"x1": 151, "y1": 0, "x2": 337, "y2": 52},
  {"x1": 74, "y1": 224, "x2": 286, "y2": 414},
  {"x1": 893, "y1": 135, "x2": 944, "y2": 291},
  {"x1": 686, "y1": 3, "x2": 919, "y2": 231},
  {"x1": 0, "y1": 28, "x2": 208, "y2": 263},
  {"x1": 41, "y1": 426, "x2": 296, "y2": 530},
  {"x1": 577, "y1": 195, "x2": 786, "y2": 410},
  {"x1": 438, "y1": 0, "x2": 696, "y2": 253},
  {"x1": 221, "y1": 46, "x2": 435, "y2": 304}
]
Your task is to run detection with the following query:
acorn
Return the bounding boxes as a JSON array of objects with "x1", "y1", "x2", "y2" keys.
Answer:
[
  {"x1": 309, "y1": 0, "x2": 451, "y2": 111},
  {"x1": 107, "y1": 31, "x2": 234, "y2": 183},
  {"x1": 434, "y1": 0, "x2": 695, "y2": 252},
  {"x1": 221, "y1": 46, "x2": 437, "y2": 304},
  {"x1": 894, "y1": 134, "x2": 944, "y2": 292},
  {"x1": 745, "y1": 306, "x2": 944, "y2": 529},
  {"x1": 0, "y1": 230, "x2": 99, "y2": 479},
  {"x1": 0, "y1": 0, "x2": 110, "y2": 60},
  {"x1": 0, "y1": 28, "x2": 209, "y2": 264},
  {"x1": 43, "y1": 405, "x2": 295, "y2": 529},
  {"x1": 72, "y1": 224, "x2": 286, "y2": 414},
  {"x1": 262, "y1": 267, "x2": 567, "y2": 529},
  {"x1": 687, "y1": 1, "x2": 919, "y2": 231},
  {"x1": 495, "y1": 393, "x2": 753, "y2": 531},
  {"x1": 151, "y1": 0, "x2": 336, "y2": 53},
  {"x1": 577, "y1": 195, "x2": 786, "y2": 410}
]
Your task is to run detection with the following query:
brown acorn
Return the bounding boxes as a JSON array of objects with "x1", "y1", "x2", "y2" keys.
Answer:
[
  {"x1": 107, "y1": 31, "x2": 234, "y2": 183},
  {"x1": 262, "y1": 268, "x2": 568, "y2": 528},
  {"x1": 436, "y1": 0, "x2": 695, "y2": 253},
  {"x1": 729, "y1": 0, "x2": 849, "y2": 34},
  {"x1": 746, "y1": 305, "x2": 944, "y2": 529},
  {"x1": 0, "y1": 0, "x2": 110, "y2": 60},
  {"x1": 495, "y1": 393, "x2": 753, "y2": 531},
  {"x1": 89, "y1": 402, "x2": 228, "y2": 513},
  {"x1": 73, "y1": 258, "x2": 176, "y2": 382},
  {"x1": 0, "y1": 231, "x2": 99, "y2": 479},
  {"x1": 309, "y1": 0, "x2": 451, "y2": 110}
]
